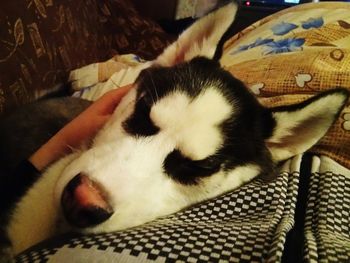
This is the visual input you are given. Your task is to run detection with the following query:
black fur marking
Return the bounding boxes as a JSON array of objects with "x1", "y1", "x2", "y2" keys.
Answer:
[
  {"x1": 137, "y1": 57, "x2": 223, "y2": 100},
  {"x1": 0, "y1": 224, "x2": 12, "y2": 261},
  {"x1": 0, "y1": 160, "x2": 41, "y2": 213},
  {"x1": 141, "y1": 57, "x2": 277, "y2": 184},
  {"x1": 122, "y1": 93, "x2": 160, "y2": 136},
  {"x1": 164, "y1": 150, "x2": 221, "y2": 185},
  {"x1": 270, "y1": 88, "x2": 349, "y2": 114}
]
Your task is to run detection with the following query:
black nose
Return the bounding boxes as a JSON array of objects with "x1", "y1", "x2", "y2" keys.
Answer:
[{"x1": 61, "y1": 173, "x2": 114, "y2": 228}]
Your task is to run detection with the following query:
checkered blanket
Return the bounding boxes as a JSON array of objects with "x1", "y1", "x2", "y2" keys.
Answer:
[{"x1": 15, "y1": 155, "x2": 350, "y2": 262}]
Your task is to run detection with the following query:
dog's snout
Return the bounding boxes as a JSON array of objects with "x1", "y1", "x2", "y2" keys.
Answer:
[{"x1": 61, "y1": 173, "x2": 113, "y2": 228}]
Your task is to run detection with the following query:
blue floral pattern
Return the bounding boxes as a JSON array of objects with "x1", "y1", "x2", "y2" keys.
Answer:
[
  {"x1": 271, "y1": 22, "x2": 298, "y2": 36},
  {"x1": 264, "y1": 38, "x2": 305, "y2": 55},
  {"x1": 302, "y1": 17, "x2": 324, "y2": 29},
  {"x1": 232, "y1": 37, "x2": 273, "y2": 54},
  {"x1": 232, "y1": 16, "x2": 327, "y2": 56}
]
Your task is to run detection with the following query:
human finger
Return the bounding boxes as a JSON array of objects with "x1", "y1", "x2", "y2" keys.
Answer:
[{"x1": 92, "y1": 84, "x2": 134, "y2": 115}]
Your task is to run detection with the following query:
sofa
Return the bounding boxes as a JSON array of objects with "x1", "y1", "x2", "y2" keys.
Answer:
[
  {"x1": 0, "y1": 0, "x2": 174, "y2": 115},
  {"x1": 0, "y1": 1, "x2": 349, "y2": 262}
]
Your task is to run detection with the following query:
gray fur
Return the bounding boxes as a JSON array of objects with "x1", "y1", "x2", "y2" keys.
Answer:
[{"x1": 0, "y1": 97, "x2": 91, "y2": 175}]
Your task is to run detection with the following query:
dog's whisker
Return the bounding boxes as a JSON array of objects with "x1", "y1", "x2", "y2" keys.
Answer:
[
  {"x1": 143, "y1": 78, "x2": 156, "y2": 104},
  {"x1": 146, "y1": 71, "x2": 159, "y2": 103},
  {"x1": 146, "y1": 85, "x2": 156, "y2": 104}
]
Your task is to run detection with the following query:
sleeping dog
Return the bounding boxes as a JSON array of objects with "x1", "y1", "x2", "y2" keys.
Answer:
[{"x1": 0, "y1": 2, "x2": 349, "y2": 260}]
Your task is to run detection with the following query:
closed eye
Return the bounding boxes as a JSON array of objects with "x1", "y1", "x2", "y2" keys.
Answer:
[{"x1": 163, "y1": 150, "x2": 221, "y2": 185}]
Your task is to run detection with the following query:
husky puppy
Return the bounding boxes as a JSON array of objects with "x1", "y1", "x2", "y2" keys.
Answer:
[{"x1": 0, "y1": 2, "x2": 348, "y2": 260}]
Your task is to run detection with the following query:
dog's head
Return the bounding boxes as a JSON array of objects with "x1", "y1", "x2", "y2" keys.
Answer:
[{"x1": 55, "y1": 3, "x2": 349, "y2": 233}]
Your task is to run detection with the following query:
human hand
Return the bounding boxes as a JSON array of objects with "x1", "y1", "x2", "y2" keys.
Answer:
[{"x1": 29, "y1": 84, "x2": 133, "y2": 171}]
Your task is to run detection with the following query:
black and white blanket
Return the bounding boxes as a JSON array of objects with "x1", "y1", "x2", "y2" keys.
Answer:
[{"x1": 15, "y1": 154, "x2": 350, "y2": 262}]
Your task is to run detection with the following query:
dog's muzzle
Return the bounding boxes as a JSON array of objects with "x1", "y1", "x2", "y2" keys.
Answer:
[{"x1": 61, "y1": 173, "x2": 114, "y2": 228}]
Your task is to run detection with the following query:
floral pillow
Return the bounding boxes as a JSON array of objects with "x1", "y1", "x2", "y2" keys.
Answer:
[{"x1": 221, "y1": 2, "x2": 350, "y2": 168}]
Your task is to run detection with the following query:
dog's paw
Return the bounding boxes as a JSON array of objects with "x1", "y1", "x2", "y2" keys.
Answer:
[{"x1": 69, "y1": 63, "x2": 99, "y2": 91}]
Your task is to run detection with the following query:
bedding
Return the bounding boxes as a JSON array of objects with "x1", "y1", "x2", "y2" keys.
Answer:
[
  {"x1": 222, "y1": 2, "x2": 350, "y2": 169},
  {"x1": 16, "y1": 2, "x2": 350, "y2": 262}
]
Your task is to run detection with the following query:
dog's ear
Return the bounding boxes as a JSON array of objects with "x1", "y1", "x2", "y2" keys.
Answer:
[
  {"x1": 266, "y1": 89, "x2": 349, "y2": 162},
  {"x1": 155, "y1": 2, "x2": 238, "y2": 67}
]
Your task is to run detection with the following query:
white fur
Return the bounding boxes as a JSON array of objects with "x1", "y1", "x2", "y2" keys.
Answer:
[
  {"x1": 8, "y1": 83, "x2": 258, "y2": 254},
  {"x1": 267, "y1": 92, "x2": 348, "y2": 161},
  {"x1": 156, "y1": 3, "x2": 238, "y2": 66},
  {"x1": 151, "y1": 87, "x2": 233, "y2": 160},
  {"x1": 7, "y1": 155, "x2": 77, "y2": 253}
]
